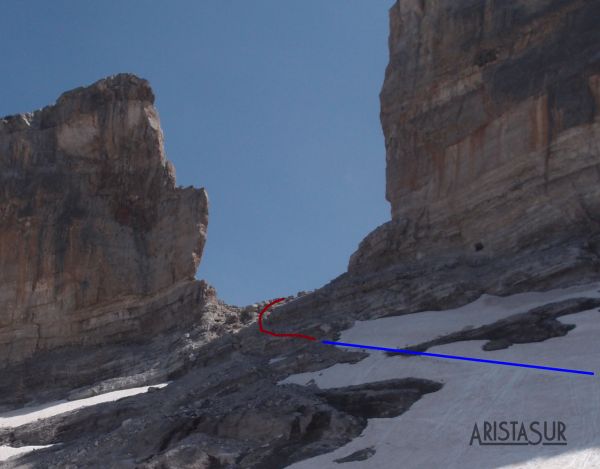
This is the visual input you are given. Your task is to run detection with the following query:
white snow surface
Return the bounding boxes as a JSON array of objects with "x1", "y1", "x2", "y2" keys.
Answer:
[
  {"x1": 0, "y1": 445, "x2": 53, "y2": 463},
  {"x1": 282, "y1": 283, "x2": 600, "y2": 469},
  {"x1": 0, "y1": 382, "x2": 168, "y2": 462}
]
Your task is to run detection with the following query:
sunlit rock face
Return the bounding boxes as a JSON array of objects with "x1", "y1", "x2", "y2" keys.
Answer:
[
  {"x1": 0, "y1": 74, "x2": 209, "y2": 364},
  {"x1": 350, "y1": 0, "x2": 600, "y2": 273}
]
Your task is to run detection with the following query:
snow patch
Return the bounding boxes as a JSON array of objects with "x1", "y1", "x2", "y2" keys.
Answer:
[
  {"x1": 283, "y1": 284, "x2": 600, "y2": 468},
  {"x1": 0, "y1": 445, "x2": 53, "y2": 462},
  {"x1": 0, "y1": 383, "x2": 169, "y2": 429}
]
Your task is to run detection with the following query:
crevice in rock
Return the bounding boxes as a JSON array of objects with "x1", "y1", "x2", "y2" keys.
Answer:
[
  {"x1": 302, "y1": 410, "x2": 333, "y2": 443},
  {"x1": 156, "y1": 415, "x2": 206, "y2": 453}
]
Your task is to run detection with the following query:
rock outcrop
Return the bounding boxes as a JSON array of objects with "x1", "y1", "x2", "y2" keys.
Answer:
[
  {"x1": 350, "y1": 0, "x2": 600, "y2": 273},
  {"x1": 0, "y1": 74, "x2": 209, "y2": 365},
  {"x1": 4, "y1": 3, "x2": 600, "y2": 468}
]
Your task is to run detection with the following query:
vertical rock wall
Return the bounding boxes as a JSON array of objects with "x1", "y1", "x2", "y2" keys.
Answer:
[
  {"x1": 350, "y1": 0, "x2": 600, "y2": 272},
  {"x1": 0, "y1": 74, "x2": 209, "y2": 364}
]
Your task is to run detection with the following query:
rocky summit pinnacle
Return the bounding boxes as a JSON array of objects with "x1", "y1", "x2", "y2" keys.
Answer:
[{"x1": 0, "y1": 73, "x2": 209, "y2": 365}]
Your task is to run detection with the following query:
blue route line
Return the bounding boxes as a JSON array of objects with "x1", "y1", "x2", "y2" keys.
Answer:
[{"x1": 321, "y1": 340, "x2": 595, "y2": 376}]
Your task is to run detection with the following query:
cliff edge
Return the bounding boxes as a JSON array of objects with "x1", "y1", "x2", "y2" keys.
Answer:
[
  {"x1": 350, "y1": 0, "x2": 600, "y2": 274},
  {"x1": 0, "y1": 74, "x2": 209, "y2": 364}
]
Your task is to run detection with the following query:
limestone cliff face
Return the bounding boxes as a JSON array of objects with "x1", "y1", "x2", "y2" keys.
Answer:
[
  {"x1": 0, "y1": 74, "x2": 209, "y2": 364},
  {"x1": 350, "y1": 0, "x2": 600, "y2": 272}
]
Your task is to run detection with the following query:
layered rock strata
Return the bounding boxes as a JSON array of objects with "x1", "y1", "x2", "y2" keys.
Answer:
[
  {"x1": 0, "y1": 74, "x2": 209, "y2": 364},
  {"x1": 350, "y1": 0, "x2": 600, "y2": 273},
  {"x1": 4, "y1": 2, "x2": 600, "y2": 467}
]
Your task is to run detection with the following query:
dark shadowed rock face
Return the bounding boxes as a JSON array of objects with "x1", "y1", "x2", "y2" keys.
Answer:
[
  {"x1": 0, "y1": 74, "x2": 209, "y2": 365},
  {"x1": 350, "y1": 0, "x2": 600, "y2": 273},
  {"x1": 0, "y1": 375, "x2": 441, "y2": 468}
]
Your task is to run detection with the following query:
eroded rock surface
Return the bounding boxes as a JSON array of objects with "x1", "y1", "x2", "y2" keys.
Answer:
[
  {"x1": 0, "y1": 74, "x2": 209, "y2": 365},
  {"x1": 0, "y1": 368, "x2": 440, "y2": 468},
  {"x1": 350, "y1": 0, "x2": 600, "y2": 273},
  {"x1": 2, "y1": 2, "x2": 600, "y2": 468}
]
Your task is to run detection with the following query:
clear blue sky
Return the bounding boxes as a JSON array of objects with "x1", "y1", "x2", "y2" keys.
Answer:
[{"x1": 1, "y1": 1, "x2": 392, "y2": 305}]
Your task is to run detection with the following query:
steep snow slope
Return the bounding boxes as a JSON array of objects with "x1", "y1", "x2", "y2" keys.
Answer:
[{"x1": 283, "y1": 284, "x2": 600, "y2": 468}]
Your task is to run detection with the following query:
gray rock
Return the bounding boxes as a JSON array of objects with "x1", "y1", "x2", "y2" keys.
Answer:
[
  {"x1": 0, "y1": 74, "x2": 209, "y2": 366},
  {"x1": 350, "y1": 0, "x2": 600, "y2": 274}
]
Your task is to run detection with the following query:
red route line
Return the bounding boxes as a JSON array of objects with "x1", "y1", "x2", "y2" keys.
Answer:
[
  {"x1": 258, "y1": 298, "x2": 317, "y2": 341},
  {"x1": 257, "y1": 298, "x2": 594, "y2": 376}
]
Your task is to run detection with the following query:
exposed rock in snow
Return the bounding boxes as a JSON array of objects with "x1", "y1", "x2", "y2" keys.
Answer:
[
  {"x1": 283, "y1": 284, "x2": 600, "y2": 468},
  {"x1": 0, "y1": 383, "x2": 168, "y2": 429},
  {"x1": 0, "y1": 383, "x2": 167, "y2": 463}
]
